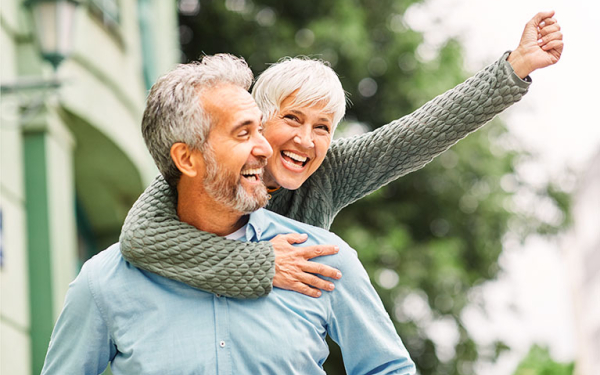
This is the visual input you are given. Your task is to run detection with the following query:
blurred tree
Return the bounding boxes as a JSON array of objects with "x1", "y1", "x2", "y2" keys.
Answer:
[
  {"x1": 513, "y1": 345, "x2": 574, "y2": 375},
  {"x1": 177, "y1": 0, "x2": 570, "y2": 374}
]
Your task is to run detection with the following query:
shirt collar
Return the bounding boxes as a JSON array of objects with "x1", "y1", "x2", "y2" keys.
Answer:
[
  {"x1": 244, "y1": 209, "x2": 268, "y2": 241},
  {"x1": 225, "y1": 224, "x2": 247, "y2": 240}
]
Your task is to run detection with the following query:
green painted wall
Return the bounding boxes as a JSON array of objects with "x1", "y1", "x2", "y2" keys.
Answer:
[
  {"x1": 1, "y1": 0, "x2": 179, "y2": 373},
  {"x1": 23, "y1": 131, "x2": 54, "y2": 373}
]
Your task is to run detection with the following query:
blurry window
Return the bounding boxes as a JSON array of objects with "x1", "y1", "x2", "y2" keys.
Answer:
[{"x1": 89, "y1": 0, "x2": 120, "y2": 28}]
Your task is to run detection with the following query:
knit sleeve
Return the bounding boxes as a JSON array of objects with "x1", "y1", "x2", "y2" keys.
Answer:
[
  {"x1": 119, "y1": 175, "x2": 275, "y2": 299},
  {"x1": 324, "y1": 52, "x2": 531, "y2": 212}
]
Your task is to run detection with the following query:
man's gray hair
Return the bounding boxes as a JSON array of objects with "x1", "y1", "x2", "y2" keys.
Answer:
[
  {"x1": 252, "y1": 57, "x2": 347, "y2": 131},
  {"x1": 142, "y1": 54, "x2": 253, "y2": 187}
]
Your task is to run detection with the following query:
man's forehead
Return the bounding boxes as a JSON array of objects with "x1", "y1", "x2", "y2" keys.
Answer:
[
  {"x1": 201, "y1": 84, "x2": 251, "y2": 106},
  {"x1": 201, "y1": 84, "x2": 261, "y2": 131}
]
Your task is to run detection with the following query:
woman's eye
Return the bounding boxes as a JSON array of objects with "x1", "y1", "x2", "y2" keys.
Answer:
[
  {"x1": 239, "y1": 130, "x2": 249, "y2": 137},
  {"x1": 284, "y1": 115, "x2": 299, "y2": 122},
  {"x1": 316, "y1": 125, "x2": 331, "y2": 133}
]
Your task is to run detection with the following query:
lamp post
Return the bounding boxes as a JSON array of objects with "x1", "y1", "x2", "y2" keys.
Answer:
[
  {"x1": 7, "y1": 4, "x2": 80, "y2": 372},
  {"x1": 1, "y1": 0, "x2": 80, "y2": 94},
  {"x1": 24, "y1": 0, "x2": 80, "y2": 71}
]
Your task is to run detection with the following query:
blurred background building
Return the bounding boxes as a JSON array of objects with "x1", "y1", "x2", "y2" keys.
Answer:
[
  {"x1": 567, "y1": 150, "x2": 600, "y2": 375},
  {"x1": 0, "y1": 0, "x2": 178, "y2": 373}
]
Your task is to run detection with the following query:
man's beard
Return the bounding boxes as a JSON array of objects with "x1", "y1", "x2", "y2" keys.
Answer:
[{"x1": 202, "y1": 146, "x2": 269, "y2": 214}]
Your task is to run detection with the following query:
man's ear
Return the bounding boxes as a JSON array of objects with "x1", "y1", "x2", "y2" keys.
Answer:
[{"x1": 170, "y1": 142, "x2": 203, "y2": 178}]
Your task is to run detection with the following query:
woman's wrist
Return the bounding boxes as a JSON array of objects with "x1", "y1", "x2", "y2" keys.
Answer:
[{"x1": 507, "y1": 48, "x2": 533, "y2": 79}]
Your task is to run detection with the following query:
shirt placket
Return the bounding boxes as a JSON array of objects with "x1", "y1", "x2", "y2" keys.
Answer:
[{"x1": 213, "y1": 294, "x2": 232, "y2": 375}]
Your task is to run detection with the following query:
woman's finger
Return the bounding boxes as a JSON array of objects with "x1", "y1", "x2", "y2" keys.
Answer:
[
  {"x1": 539, "y1": 17, "x2": 557, "y2": 28},
  {"x1": 301, "y1": 244, "x2": 339, "y2": 260},
  {"x1": 303, "y1": 261, "x2": 342, "y2": 280},
  {"x1": 297, "y1": 272, "x2": 336, "y2": 292},
  {"x1": 539, "y1": 30, "x2": 563, "y2": 46},
  {"x1": 541, "y1": 40, "x2": 564, "y2": 52},
  {"x1": 540, "y1": 23, "x2": 561, "y2": 37}
]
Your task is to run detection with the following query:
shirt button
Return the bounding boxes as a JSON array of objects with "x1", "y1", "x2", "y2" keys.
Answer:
[{"x1": 219, "y1": 341, "x2": 226, "y2": 348}]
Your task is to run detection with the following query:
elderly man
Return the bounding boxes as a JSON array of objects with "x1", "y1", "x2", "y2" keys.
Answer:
[{"x1": 41, "y1": 54, "x2": 415, "y2": 374}]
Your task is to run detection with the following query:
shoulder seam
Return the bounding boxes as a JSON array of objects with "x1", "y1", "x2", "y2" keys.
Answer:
[{"x1": 85, "y1": 259, "x2": 115, "y2": 342}]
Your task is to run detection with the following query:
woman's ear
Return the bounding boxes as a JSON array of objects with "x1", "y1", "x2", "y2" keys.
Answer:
[{"x1": 170, "y1": 142, "x2": 203, "y2": 178}]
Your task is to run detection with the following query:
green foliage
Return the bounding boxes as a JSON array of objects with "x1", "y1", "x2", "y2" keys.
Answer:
[
  {"x1": 513, "y1": 345, "x2": 574, "y2": 375},
  {"x1": 332, "y1": 124, "x2": 520, "y2": 375},
  {"x1": 179, "y1": 1, "x2": 571, "y2": 374}
]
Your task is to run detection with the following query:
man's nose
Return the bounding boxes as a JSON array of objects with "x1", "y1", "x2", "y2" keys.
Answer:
[{"x1": 253, "y1": 133, "x2": 273, "y2": 159}]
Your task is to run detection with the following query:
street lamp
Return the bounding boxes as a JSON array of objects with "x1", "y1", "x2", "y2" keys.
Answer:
[
  {"x1": 24, "y1": 0, "x2": 80, "y2": 71},
  {"x1": 0, "y1": 0, "x2": 80, "y2": 111}
]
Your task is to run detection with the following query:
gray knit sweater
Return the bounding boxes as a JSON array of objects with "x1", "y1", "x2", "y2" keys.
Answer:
[{"x1": 119, "y1": 52, "x2": 530, "y2": 298}]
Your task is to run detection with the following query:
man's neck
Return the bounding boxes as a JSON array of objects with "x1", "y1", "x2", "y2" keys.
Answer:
[{"x1": 177, "y1": 182, "x2": 249, "y2": 237}]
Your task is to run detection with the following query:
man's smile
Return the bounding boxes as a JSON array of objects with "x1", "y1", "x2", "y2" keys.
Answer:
[{"x1": 240, "y1": 167, "x2": 263, "y2": 182}]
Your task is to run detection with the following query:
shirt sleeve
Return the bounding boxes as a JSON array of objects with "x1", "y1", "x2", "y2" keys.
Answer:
[
  {"x1": 41, "y1": 263, "x2": 116, "y2": 375},
  {"x1": 327, "y1": 247, "x2": 416, "y2": 375},
  {"x1": 321, "y1": 52, "x2": 531, "y2": 213},
  {"x1": 119, "y1": 175, "x2": 275, "y2": 299}
]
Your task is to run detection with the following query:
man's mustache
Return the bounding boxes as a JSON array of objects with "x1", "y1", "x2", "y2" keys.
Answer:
[{"x1": 242, "y1": 156, "x2": 268, "y2": 171}]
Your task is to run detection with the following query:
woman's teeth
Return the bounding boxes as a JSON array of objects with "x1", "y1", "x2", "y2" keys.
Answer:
[{"x1": 282, "y1": 151, "x2": 308, "y2": 166}]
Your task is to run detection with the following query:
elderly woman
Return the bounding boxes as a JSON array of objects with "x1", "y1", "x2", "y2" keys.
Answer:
[{"x1": 120, "y1": 11, "x2": 563, "y2": 298}]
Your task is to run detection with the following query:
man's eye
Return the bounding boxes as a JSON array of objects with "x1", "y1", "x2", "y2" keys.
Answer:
[{"x1": 239, "y1": 130, "x2": 249, "y2": 137}]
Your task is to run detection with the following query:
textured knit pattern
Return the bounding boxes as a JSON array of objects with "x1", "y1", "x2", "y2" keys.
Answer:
[
  {"x1": 119, "y1": 52, "x2": 531, "y2": 298},
  {"x1": 120, "y1": 177, "x2": 275, "y2": 298}
]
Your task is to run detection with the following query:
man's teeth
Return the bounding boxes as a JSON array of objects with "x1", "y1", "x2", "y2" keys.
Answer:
[
  {"x1": 282, "y1": 151, "x2": 307, "y2": 163},
  {"x1": 241, "y1": 168, "x2": 261, "y2": 180}
]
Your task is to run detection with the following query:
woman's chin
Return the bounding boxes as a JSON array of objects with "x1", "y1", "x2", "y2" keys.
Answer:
[
  {"x1": 274, "y1": 175, "x2": 305, "y2": 191},
  {"x1": 265, "y1": 169, "x2": 304, "y2": 191}
]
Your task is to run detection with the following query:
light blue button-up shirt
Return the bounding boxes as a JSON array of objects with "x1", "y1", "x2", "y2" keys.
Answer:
[{"x1": 42, "y1": 209, "x2": 415, "y2": 374}]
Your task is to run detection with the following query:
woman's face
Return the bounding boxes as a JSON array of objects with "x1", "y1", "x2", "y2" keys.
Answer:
[{"x1": 262, "y1": 93, "x2": 334, "y2": 190}]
